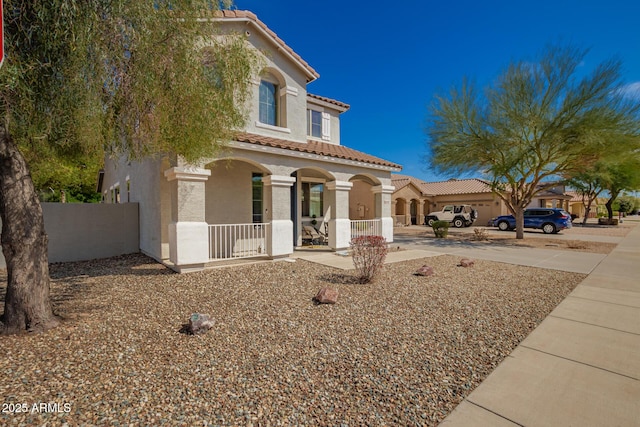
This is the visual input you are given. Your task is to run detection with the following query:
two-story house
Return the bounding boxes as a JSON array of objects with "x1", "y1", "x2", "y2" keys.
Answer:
[{"x1": 101, "y1": 10, "x2": 401, "y2": 272}]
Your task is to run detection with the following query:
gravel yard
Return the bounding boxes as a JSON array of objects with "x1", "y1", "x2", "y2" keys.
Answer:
[{"x1": 1, "y1": 254, "x2": 585, "y2": 426}]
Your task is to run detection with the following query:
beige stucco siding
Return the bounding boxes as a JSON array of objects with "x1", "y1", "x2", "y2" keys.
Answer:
[{"x1": 205, "y1": 160, "x2": 255, "y2": 224}]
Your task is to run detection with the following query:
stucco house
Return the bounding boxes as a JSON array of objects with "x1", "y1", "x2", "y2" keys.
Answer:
[
  {"x1": 392, "y1": 174, "x2": 573, "y2": 226},
  {"x1": 100, "y1": 10, "x2": 401, "y2": 272}
]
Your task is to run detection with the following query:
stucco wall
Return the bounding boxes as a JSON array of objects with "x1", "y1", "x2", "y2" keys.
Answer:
[
  {"x1": 206, "y1": 160, "x2": 255, "y2": 224},
  {"x1": 0, "y1": 203, "x2": 139, "y2": 269},
  {"x1": 349, "y1": 180, "x2": 375, "y2": 220}
]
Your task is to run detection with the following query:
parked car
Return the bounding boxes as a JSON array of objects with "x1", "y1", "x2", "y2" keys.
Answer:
[
  {"x1": 425, "y1": 204, "x2": 478, "y2": 228},
  {"x1": 492, "y1": 208, "x2": 572, "y2": 234}
]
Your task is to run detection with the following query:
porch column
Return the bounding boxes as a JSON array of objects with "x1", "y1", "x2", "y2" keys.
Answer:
[
  {"x1": 326, "y1": 181, "x2": 353, "y2": 250},
  {"x1": 405, "y1": 200, "x2": 411, "y2": 225},
  {"x1": 391, "y1": 199, "x2": 397, "y2": 226},
  {"x1": 417, "y1": 199, "x2": 425, "y2": 225},
  {"x1": 372, "y1": 185, "x2": 395, "y2": 243},
  {"x1": 164, "y1": 166, "x2": 211, "y2": 273},
  {"x1": 263, "y1": 175, "x2": 295, "y2": 258}
]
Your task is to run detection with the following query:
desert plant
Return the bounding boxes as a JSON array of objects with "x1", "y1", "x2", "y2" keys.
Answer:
[
  {"x1": 350, "y1": 235, "x2": 388, "y2": 284},
  {"x1": 472, "y1": 227, "x2": 489, "y2": 241},
  {"x1": 431, "y1": 220, "x2": 449, "y2": 238}
]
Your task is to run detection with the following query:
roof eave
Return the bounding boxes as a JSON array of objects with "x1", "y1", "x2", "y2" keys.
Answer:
[{"x1": 212, "y1": 15, "x2": 319, "y2": 83}]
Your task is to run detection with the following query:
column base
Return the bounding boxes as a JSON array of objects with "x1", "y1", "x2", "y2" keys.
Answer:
[
  {"x1": 269, "y1": 220, "x2": 293, "y2": 258},
  {"x1": 169, "y1": 221, "x2": 210, "y2": 269},
  {"x1": 329, "y1": 218, "x2": 352, "y2": 250}
]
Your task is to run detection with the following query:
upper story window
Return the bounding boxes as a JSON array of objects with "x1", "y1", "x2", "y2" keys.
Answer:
[
  {"x1": 308, "y1": 110, "x2": 322, "y2": 138},
  {"x1": 259, "y1": 80, "x2": 278, "y2": 126},
  {"x1": 306, "y1": 109, "x2": 331, "y2": 141}
]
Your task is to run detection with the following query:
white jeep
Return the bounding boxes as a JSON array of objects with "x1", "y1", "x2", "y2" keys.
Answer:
[{"x1": 425, "y1": 205, "x2": 478, "y2": 228}]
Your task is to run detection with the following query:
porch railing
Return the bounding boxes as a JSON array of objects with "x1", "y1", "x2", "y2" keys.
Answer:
[
  {"x1": 350, "y1": 219, "x2": 382, "y2": 239},
  {"x1": 209, "y1": 223, "x2": 270, "y2": 260}
]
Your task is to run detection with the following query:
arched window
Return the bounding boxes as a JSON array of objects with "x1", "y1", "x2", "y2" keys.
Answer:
[{"x1": 259, "y1": 80, "x2": 277, "y2": 126}]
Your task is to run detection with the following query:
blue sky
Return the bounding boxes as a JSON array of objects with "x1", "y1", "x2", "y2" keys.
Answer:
[{"x1": 233, "y1": 0, "x2": 640, "y2": 182}]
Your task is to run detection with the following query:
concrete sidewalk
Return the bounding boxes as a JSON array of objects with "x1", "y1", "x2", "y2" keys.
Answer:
[{"x1": 441, "y1": 222, "x2": 640, "y2": 426}]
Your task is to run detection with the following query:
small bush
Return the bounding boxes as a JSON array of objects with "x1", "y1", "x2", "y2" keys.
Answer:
[
  {"x1": 350, "y1": 235, "x2": 388, "y2": 284},
  {"x1": 431, "y1": 220, "x2": 449, "y2": 238},
  {"x1": 472, "y1": 227, "x2": 489, "y2": 241}
]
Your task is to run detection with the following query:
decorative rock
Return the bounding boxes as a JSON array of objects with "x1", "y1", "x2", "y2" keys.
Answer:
[
  {"x1": 187, "y1": 313, "x2": 215, "y2": 334},
  {"x1": 459, "y1": 258, "x2": 475, "y2": 267},
  {"x1": 314, "y1": 287, "x2": 339, "y2": 304},
  {"x1": 414, "y1": 265, "x2": 434, "y2": 276}
]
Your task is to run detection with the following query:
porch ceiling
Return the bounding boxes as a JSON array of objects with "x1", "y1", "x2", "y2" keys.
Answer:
[{"x1": 233, "y1": 132, "x2": 402, "y2": 170}]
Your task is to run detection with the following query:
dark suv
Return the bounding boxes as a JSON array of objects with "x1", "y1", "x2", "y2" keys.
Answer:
[{"x1": 493, "y1": 208, "x2": 572, "y2": 234}]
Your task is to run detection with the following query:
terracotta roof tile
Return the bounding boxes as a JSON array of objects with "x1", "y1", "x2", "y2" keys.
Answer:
[
  {"x1": 391, "y1": 174, "x2": 435, "y2": 196},
  {"x1": 420, "y1": 178, "x2": 493, "y2": 195},
  {"x1": 307, "y1": 93, "x2": 350, "y2": 111},
  {"x1": 392, "y1": 175, "x2": 494, "y2": 195},
  {"x1": 234, "y1": 133, "x2": 401, "y2": 169},
  {"x1": 213, "y1": 10, "x2": 320, "y2": 82}
]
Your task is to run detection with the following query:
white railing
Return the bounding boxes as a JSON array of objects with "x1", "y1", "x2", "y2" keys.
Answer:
[
  {"x1": 350, "y1": 219, "x2": 382, "y2": 239},
  {"x1": 209, "y1": 223, "x2": 270, "y2": 260}
]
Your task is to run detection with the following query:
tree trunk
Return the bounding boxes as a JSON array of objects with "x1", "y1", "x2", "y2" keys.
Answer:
[
  {"x1": 0, "y1": 127, "x2": 59, "y2": 334},
  {"x1": 605, "y1": 197, "x2": 614, "y2": 220},
  {"x1": 515, "y1": 206, "x2": 525, "y2": 239},
  {"x1": 582, "y1": 205, "x2": 591, "y2": 225}
]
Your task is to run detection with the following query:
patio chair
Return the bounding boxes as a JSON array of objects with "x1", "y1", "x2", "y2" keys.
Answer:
[{"x1": 303, "y1": 225, "x2": 325, "y2": 246}]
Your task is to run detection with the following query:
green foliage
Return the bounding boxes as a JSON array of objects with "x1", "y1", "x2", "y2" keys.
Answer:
[
  {"x1": 431, "y1": 220, "x2": 449, "y2": 238},
  {"x1": 350, "y1": 235, "x2": 388, "y2": 284},
  {"x1": 1, "y1": 0, "x2": 260, "y2": 195},
  {"x1": 425, "y1": 44, "x2": 640, "y2": 237}
]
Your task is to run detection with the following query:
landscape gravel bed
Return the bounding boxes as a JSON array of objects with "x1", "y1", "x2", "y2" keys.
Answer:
[{"x1": 0, "y1": 254, "x2": 584, "y2": 426}]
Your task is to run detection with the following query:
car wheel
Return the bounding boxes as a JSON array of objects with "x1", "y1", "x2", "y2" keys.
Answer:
[
  {"x1": 542, "y1": 223, "x2": 556, "y2": 234},
  {"x1": 427, "y1": 218, "x2": 435, "y2": 227},
  {"x1": 453, "y1": 218, "x2": 464, "y2": 228},
  {"x1": 497, "y1": 220, "x2": 510, "y2": 231}
]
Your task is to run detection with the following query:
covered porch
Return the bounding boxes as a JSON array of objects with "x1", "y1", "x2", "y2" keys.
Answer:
[{"x1": 162, "y1": 140, "x2": 399, "y2": 272}]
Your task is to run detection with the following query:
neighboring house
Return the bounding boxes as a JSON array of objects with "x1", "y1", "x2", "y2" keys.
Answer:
[
  {"x1": 566, "y1": 191, "x2": 600, "y2": 219},
  {"x1": 100, "y1": 10, "x2": 401, "y2": 272},
  {"x1": 392, "y1": 174, "x2": 573, "y2": 226},
  {"x1": 391, "y1": 176, "x2": 506, "y2": 226}
]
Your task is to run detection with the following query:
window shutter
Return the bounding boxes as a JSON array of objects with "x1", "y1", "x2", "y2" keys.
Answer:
[{"x1": 321, "y1": 112, "x2": 331, "y2": 141}]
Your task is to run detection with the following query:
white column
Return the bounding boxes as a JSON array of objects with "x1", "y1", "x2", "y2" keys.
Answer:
[
  {"x1": 263, "y1": 175, "x2": 296, "y2": 258},
  {"x1": 164, "y1": 166, "x2": 211, "y2": 273},
  {"x1": 326, "y1": 181, "x2": 353, "y2": 250},
  {"x1": 372, "y1": 185, "x2": 395, "y2": 243}
]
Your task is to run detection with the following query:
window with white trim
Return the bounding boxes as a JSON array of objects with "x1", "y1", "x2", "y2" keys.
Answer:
[
  {"x1": 259, "y1": 80, "x2": 278, "y2": 126},
  {"x1": 308, "y1": 110, "x2": 322, "y2": 138},
  {"x1": 307, "y1": 109, "x2": 331, "y2": 141}
]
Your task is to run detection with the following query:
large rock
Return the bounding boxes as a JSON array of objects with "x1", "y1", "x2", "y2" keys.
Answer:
[
  {"x1": 414, "y1": 265, "x2": 434, "y2": 276},
  {"x1": 314, "y1": 287, "x2": 339, "y2": 304},
  {"x1": 187, "y1": 313, "x2": 215, "y2": 334},
  {"x1": 459, "y1": 258, "x2": 475, "y2": 267}
]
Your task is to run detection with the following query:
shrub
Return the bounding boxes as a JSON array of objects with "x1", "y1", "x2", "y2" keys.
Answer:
[
  {"x1": 431, "y1": 220, "x2": 449, "y2": 238},
  {"x1": 350, "y1": 235, "x2": 388, "y2": 284},
  {"x1": 472, "y1": 227, "x2": 489, "y2": 241}
]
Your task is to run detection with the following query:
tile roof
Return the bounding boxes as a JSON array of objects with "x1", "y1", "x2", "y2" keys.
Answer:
[
  {"x1": 392, "y1": 175, "x2": 494, "y2": 196},
  {"x1": 391, "y1": 174, "x2": 435, "y2": 196},
  {"x1": 420, "y1": 178, "x2": 493, "y2": 195},
  {"x1": 213, "y1": 10, "x2": 320, "y2": 82},
  {"x1": 307, "y1": 94, "x2": 350, "y2": 112},
  {"x1": 233, "y1": 133, "x2": 402, "y2": 170}
]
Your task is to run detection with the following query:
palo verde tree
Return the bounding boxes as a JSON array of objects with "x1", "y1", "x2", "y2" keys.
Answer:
[
  {"x1": 567, "y1": 138, "x2": 640, "y2": 223},
  {"x1": 426, "y1": 44, "x2": 640, "y2": 239},
  {"x1": 0, "y1": 0, "x2": 258, "y2": 334}
]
